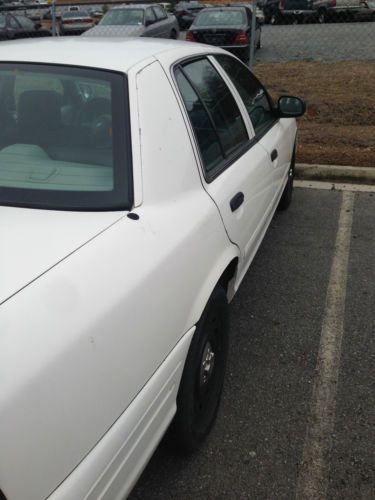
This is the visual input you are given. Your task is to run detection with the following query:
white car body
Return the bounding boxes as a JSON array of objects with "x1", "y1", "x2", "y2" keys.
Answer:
[{"x1": 0, "y1": 38, "x2": 299, "y2": 500}]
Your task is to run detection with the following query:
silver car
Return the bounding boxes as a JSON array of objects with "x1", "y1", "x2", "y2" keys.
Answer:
[{"x1": 83, "y1": 3, "x2": 179, "y2": 39}]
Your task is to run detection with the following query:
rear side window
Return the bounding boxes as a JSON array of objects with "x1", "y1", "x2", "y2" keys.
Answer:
[
  {"x1": 215, "y1": 54, "x2": 276, "y2": 137},
  {"x1": 152, "y1": 5, "x2": 167, "y2": 20},
  {"x1": 176, "y1": 58, "x2": 248, "y2": 179},
  {"x1": 0, "y1": 63, "x2": 132, "y2": 211}
]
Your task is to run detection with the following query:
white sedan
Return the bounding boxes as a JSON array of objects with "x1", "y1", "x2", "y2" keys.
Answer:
[{"x1": 0, "y1": 38, "x2": 305, "y2": 500}]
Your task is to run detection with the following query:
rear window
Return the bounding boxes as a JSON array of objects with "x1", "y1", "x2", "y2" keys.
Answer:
[
  {"x1": 0, "y1": 63, "x2": 132, "y2": 211},
  {"x1": 195, "y1": 9, "x2": 246, "y2": 26},
  {"x1": 99, "y1": 8, "x2": 144, "y2": 26}
]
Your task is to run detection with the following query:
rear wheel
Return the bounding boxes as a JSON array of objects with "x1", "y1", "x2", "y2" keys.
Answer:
[{"x1": 171, "y1": 286, "x2": 229, "y2": 453}]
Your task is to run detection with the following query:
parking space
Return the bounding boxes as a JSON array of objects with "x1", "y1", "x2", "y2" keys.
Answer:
[{"x1": 129, "y1": 187, "x2": 375, "y2": 499}]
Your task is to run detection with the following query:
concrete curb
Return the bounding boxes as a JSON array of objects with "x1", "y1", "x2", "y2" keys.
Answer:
[{"x1": 295, "y1": 163, "x2": 375, "y2": 185}]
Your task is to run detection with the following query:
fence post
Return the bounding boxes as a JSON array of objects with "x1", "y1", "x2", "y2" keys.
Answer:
[
  {"x1": 51, "y1": 0, "x2": 57, "y2": 36},
  {"x1": 249, "y1": 1, "x2": 257, "y2": 70}
]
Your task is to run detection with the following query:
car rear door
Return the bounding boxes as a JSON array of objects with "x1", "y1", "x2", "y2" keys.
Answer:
[{"x1": 173, "y1": 56, "x2": 275, "y2": 273}]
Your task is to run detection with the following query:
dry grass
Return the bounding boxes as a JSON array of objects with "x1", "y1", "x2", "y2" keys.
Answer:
[{"x1": 254, "y1": 61, "x2": 375, "y2": 167}]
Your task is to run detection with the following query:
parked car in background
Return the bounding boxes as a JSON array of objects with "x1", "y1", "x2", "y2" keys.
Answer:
[
  {"x1": 174, "y1": 1, "x2": 206, "y2": 29},
  {"x1": 353, "y1": 0, "x2": 375, "y2": 20},
  {"x1": 0, "y1": 12, "x2": 50, "y2": 40},
  {"x1": 59, "y1": 9, "x2": 94, "y2": 35},
  {"x1": 88, "y1": 6, "x2": 104, "y2": 24},
  {"x1": 0, "y1": 37, "x2": 304, "y2": 500},
  {"x1": 186, "y1": 6, "x2": 262, "y2": 63},
  {"x1": 275, "y1": 0, "x2": 364, "y2": 23},
  {"x1": 259, "y1": 0, "x2": 281, "y2": 23},
  {"x1": 83, "y1": 4, "x2": 179, "y2": 39}
]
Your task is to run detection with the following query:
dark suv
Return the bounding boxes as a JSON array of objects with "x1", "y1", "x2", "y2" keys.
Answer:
[{"x1": 174, "y1": 1, "x2": 206, "y2": 29}]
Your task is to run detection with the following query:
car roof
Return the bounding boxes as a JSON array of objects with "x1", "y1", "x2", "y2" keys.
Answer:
[{"x1": 0, "y1": 38, "x2": 219, "y2": 73}]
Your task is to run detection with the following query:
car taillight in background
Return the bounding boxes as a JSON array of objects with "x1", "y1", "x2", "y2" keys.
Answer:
[
  {"x1": 186, "y1": 31, "x2": 195, "y2": 41},
  {"x1": 233, "y1": 31, "x2": 248, "y2": 44},
  {"x1": 280, "y1": 0, "x2": 285, "y2": 8}
]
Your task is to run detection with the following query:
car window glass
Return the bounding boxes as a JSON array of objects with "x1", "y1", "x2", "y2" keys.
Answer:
[
  {"x1": 100, "y1": 9, "x2": 144, "y2": 26},
  {"x1": 0, "y1": 64, "x2": 131, "y2": 210},
  {"x1": 175, "y1": 68, "x2": 224, "y2": 175},
  {"x1": 0, "y1": 15, "x2": 6, "y2": 28},
  {"x1": 215, "y1": 54, "x2": 276, "y2": 136},
  {"x1": 152, "y1": 5, "x2": 167, "y2": 20},
  {"x1": 195, "y1": 9, "x2": 246, "y2": 26},
  {"x1": 16, "y1": 16, "x2": 34, "y2": 29},
  {"x1": 9, "y1": 15, "x2": 20, "y2": 29},
  {"x1": 182, "y1": 58, "x2": 248, "y2": 160},
  {"x1": 145, "y1": 8, "x2": 157, "y2": 23}
]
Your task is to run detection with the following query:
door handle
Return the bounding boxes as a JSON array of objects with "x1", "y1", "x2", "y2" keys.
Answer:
[
  {"x1": 230, "y1": 192, "x2": 244, "y2": 212},
  {"x1": 271, "y1": 149, "x2": 278, "y2": 161}
]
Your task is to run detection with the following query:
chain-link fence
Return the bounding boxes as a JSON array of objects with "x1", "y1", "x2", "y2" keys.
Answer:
[{"x1": 1, "y1": 0, "x2": 374, "y2": 167}]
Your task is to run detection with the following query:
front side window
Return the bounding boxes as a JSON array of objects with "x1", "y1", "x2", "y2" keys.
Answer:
[
  {"x1": 145, "y1": 8, "x2": 157, "y2": 23},
  {"x1": 181, "y1": 58, "x2": 248, "y2": 163},
  {"x1": 152, "y1": 5, "x2": 167, "y2": 20},
  {"x1": 215, "y1": 54, "x2": 276, "y2": 137},
  {"x1": 0, "y1": 64, "x2": 131, "y2": 210}
]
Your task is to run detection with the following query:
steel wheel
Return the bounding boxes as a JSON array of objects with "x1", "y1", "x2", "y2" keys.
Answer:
[{"x1": 171, "y1": 286, "x2": 229, "y2": 452}]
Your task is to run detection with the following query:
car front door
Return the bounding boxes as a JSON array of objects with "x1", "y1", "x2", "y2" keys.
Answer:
[
  {"x1": 174, "y1": 56, "x2": 275, "y2": 274},
  {"x1": 152, "y1": 5, "x2": 169, "y2": 37},
  {"x1": 214, "y1": 54, "x2": 296, "y2": 204},
  {"x1": 143, "y1": 7, "x2": 159, "y2": 37}
]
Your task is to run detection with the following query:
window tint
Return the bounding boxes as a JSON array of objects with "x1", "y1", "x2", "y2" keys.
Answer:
[
  {"x1": 0, "y1": 64, "x2": 131, "y2": 210},
  {"x1": 182, "y1": 59, "x2": 248, "y2": 162},
  {"x1": 216, "y1": 55, "x2": 276, "y2": 136},
  {"x1": 175, "y1": 68, "x2": 224, "y2": 175}
]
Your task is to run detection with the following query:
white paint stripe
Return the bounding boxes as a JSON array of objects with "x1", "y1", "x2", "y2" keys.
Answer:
[
  {"x1": 296, "y1": 191, "x2": 355, "y2": 500},
  {"x1": 295, "y1": 180, "x2": 375, "y2": 193}
]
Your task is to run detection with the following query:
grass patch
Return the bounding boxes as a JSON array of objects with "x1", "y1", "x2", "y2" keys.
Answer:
[{"x1": 254, "y1": 61, "x2": 375, "y2": 167}]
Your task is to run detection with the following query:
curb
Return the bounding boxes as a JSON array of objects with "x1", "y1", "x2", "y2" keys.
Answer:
[{"x1": 295, "y1": 163, "x2": 375, "y2": 185}]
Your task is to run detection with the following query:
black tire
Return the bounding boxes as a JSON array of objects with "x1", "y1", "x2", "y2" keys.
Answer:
[
  {"x1": 317, "y1": 9, "x2": 327, "y2": 24},
  {"x1": 171, "y1": 286, "x2": 229, "y2": 453},
  {"x1": 278, "y1": 147, "x2": 296, "y2": 211},
  {"x1": 170, "y1": 29, "x2": 177, "y2": 39},
  {"x1": 256, "y1": 34, "x2": 261, "y2": 49}
]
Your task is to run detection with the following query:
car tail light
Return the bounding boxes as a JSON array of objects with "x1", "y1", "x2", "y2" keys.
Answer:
[
  {"x1": 63, "y1": 20, "x2": 74, "y2": 24},
  {"x1": 186, "y1": 31, "x2": 195, "y2": 42},
  {"x1": 233, "y1": 31, "x2": 248, "y2": 44},
  {"x1": 280, "y1": 0, "x2": 285, "y2": 7}
]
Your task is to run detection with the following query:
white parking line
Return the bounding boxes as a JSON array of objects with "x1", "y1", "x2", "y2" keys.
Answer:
[
  {"x1": 295, "y1": 180, "x2": 375, "y2": 193},
  {"x1": 295, "y1": 191, "x2": 355, "y2": 500}
]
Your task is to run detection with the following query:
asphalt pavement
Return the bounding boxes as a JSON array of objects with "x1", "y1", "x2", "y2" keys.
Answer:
[{"x1": 129, "y1": 186, "x2": 374, "y2": 500}]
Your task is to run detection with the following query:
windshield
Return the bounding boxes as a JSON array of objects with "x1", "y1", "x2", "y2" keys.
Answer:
[
  {"x1": 0, "y1": 64, "x2": 132, "y2": 211},
  {"x1": 194, "y1": 9, "x2": 246, "y2": 26},
  {"x1": 100, "y1": 8, "x2": 144, "y2": 26}
]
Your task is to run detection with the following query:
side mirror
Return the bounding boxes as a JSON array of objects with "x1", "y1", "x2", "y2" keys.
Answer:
[{"x1": 277, "y1": 96, "x2": 306, "y2": 118}]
